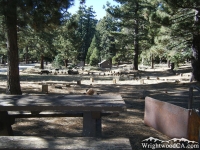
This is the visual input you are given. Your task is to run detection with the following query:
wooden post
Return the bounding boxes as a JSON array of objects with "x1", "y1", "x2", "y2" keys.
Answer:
[
  {"x1": 140, "y1": 79, "x2": 144, "y2": 84},
  {"x1": 77, "y1": 80, "x2": 81, "y2": 85},
  {"x1": 90, "y1": 77, "x2": 94, "y2": 82},
  {"x1": 42, "y1": 85, "x2": 48, "y2": 93},
  {"x1": 0, "y1": 111, "x2": 14, "y2": 136},
  {"x1": 188, "y1": 87, "x2": 193, "y2": 109},
  {"x1": 113, "y1": 79, "x2": 116, "y2": 84},
  {"x1": 82, "y1": 112, "x2": 101, "y2": 137}
]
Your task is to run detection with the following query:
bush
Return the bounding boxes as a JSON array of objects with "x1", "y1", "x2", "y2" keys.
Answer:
[{"x1": 52, "y1": 55, "x2": 64, "y2": 68}]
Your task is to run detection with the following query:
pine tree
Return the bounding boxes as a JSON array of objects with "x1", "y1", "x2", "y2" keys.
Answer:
[
  {"x1": 86, "y1": 35, "x2": 99, "y2": 64},
  {"x1": 76, "y1": 5, "x2": 97, "y2": 64},
  {"x1": 158, "y1": 0, "x2": 200, "y2": 80},
  {"x1": 93, "y1": 14, "x2": 118, "y2": 67},
  {"x1": 0, "y1": 0, "x2": 74, "y2": 94},
  {"x1": 106, "y1": 0, "x2": 155, "y2": 70}
]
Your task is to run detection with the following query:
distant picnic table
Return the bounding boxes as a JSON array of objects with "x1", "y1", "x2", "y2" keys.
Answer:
[{"x1": 0, "y1": 94, "x2": 126, "y2": 137}]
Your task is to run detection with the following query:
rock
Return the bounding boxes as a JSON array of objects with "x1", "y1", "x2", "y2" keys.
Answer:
[
  {"x1": 86, "y1": 88, "x2": 95, "y2": 95},
  {"x1": 66, "y1": 84, "x2": 71, "y2": 87},
  {"x1": 54, "y1": 85, "x2": 62, "y2": 89},
  {"x1": 68, "y1": 69, "x2": 79, "y2": 75}
]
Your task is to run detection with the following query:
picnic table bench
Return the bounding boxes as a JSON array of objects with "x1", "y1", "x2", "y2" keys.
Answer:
[
  {"x1": 0, "y1": 136, "x2": 132, "y2": 150},
  {"x1": 0, "y1": 94, "x2": 126, "y2": 137}
]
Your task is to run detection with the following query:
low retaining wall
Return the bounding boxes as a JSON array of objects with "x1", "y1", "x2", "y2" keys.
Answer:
[{"x1": 144, "y1": 96, "x2": 200, "y2": 142}]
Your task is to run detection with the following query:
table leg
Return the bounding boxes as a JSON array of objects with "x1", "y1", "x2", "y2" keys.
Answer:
[
  {"x1": 82, "y1": 111, "x2": 101, "y2": 137},
  {"x1": 0, "y1": 111, "x2": 14, "y2": 136}
]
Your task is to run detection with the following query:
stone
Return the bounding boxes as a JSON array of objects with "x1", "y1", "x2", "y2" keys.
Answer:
[
  {"x1": 55, "y1": 85, "x2": 62, "y2": 89},
  {"x1": 86, "y1": 88, "x2": 95, "y2": 95}
]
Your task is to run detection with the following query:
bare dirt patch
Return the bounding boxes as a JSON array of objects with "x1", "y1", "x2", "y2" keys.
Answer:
[{"x1": 0, "y1": 63, "x2": 199, "y2": 149}]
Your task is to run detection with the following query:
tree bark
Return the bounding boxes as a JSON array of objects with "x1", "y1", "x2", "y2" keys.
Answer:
[
  {"x1": 191, "y1": 34, "x2": 200, "y2": 81},
  {"x1": 5, "y1": 0, "x2": 22, "y2": 95},
  {"x1": 133, "y1": 2, "x2": 139, "y2": 70},
  {"x1": 151, "y1": 54, "x2": 154, "y2": 69},
  {"x1": 40, "y1": 55, "x2": 44, "y2": 69},
  {"x1": 167, "y1": 60, "x2": 170, "y2": 68},
  {"x1": 64, "y1": 59, "x2": 68, "y2": 68},
  {"x1": 191, "y1": 10, "x2": 200, "y2": 82},
  {"x1": 25, "y1": 46, "x2": 28, "y2": 64}
]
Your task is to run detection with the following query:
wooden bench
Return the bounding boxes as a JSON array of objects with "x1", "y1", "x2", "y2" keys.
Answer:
[
  {"x1": 0, "y1": 136, "x2": 132, "y2": 150},
  {"x1": 8, "y1": 111, "x2": 119, "y2": 125},
  {"x1": 0, "y1": 94, "x2": 126, "y2": 137}
]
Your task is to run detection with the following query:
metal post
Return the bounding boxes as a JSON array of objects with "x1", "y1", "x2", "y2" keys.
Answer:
[{"x1": 188, "y1": 87, "x2": 193, "y2": 109}]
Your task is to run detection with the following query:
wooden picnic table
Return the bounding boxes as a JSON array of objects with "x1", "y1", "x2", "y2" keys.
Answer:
[{"x1": 0, "y1": 94, "x2": 126, "y2": 137}]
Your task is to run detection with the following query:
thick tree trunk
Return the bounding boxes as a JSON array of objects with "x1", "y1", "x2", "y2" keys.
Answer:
[
  {"x1": 40, "y1": 55, "x2": 44, "y2": 69},
  {"x1": 191, "y1": 34, "x2": 200, "y2": 81},
  {"x1": 5, "y1": 0, "x2": 22, "y2": 95},
  {"x1": 191, "y1": 10, "x2": 200, "y2": 82}
]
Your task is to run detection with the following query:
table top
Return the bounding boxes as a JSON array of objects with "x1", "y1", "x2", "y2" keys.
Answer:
[{"x1": 0, "y1": 94, "x2": 126, "y2": 112}]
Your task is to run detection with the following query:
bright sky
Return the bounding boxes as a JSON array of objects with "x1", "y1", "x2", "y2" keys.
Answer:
[{"x1": 68, "y1": 0, "x2": 119, "y2": 20}]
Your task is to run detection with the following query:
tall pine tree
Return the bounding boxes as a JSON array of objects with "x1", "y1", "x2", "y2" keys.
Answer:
[{"x1": 0, "y1": 0, "x2": 74, "y2": 94}]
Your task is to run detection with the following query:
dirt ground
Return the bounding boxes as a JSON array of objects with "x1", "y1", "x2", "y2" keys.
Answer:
[{"x1": 0, "y1": 63, "x2": 199, "y2": 150}]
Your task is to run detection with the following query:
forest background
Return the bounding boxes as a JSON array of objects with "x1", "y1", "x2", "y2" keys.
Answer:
[{"x1": 0, "y1": 0, "x2": 200, "y2": 95}]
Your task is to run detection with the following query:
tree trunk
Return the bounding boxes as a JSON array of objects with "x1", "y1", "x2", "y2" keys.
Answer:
[
  {"x1": 109, "y1": 58, "x2": 112, "y2": 69},
  {"x1": 167, "y1": 60, "x2": 170, "y2": 68},
  {"x1": 25, "y1": 46, "x2": 28, "y2": 64},
  {"x1": 151, "y1": 54, "x2": 154, "y2": 69},
  {"x1": 5, "y1": 0, "x2": 22, "y2": 95},
  {"x1": 1, "y1": 55, "x2": 5, "y2": 64},
  {"x1": 191, "y1": 10, "x2": 200, "y2": 82},
  {"x1": 133, "y1": 2, "x2": 139, "y2": 70},
  {"x1": 40, "y1": 55, "x2": 44, "y2": 69},
  {"x1": 64, "y1": 59, "x2": 68, "y2": 68},
  {"x1": 191, "y1": 34, "x2": 200, "y2": 81}
]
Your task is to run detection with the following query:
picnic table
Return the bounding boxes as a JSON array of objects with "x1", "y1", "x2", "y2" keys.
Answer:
[{"x1": 0, "y1": 94, "x2": 126, "y2": 137}]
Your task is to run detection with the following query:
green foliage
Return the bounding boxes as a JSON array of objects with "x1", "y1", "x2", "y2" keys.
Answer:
[
  {"x1": 52, "y1": 54, "x2": 64, "y2": 68},
  {"x1": 89, "y1": 48, "x2": 99, "y2": 66},
  {"x1": 86, "y1": 35, "x2": 98, "y2": 64},
  {"x1": 76, "y1": 5, "x2": 98, "y2": 62}
]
